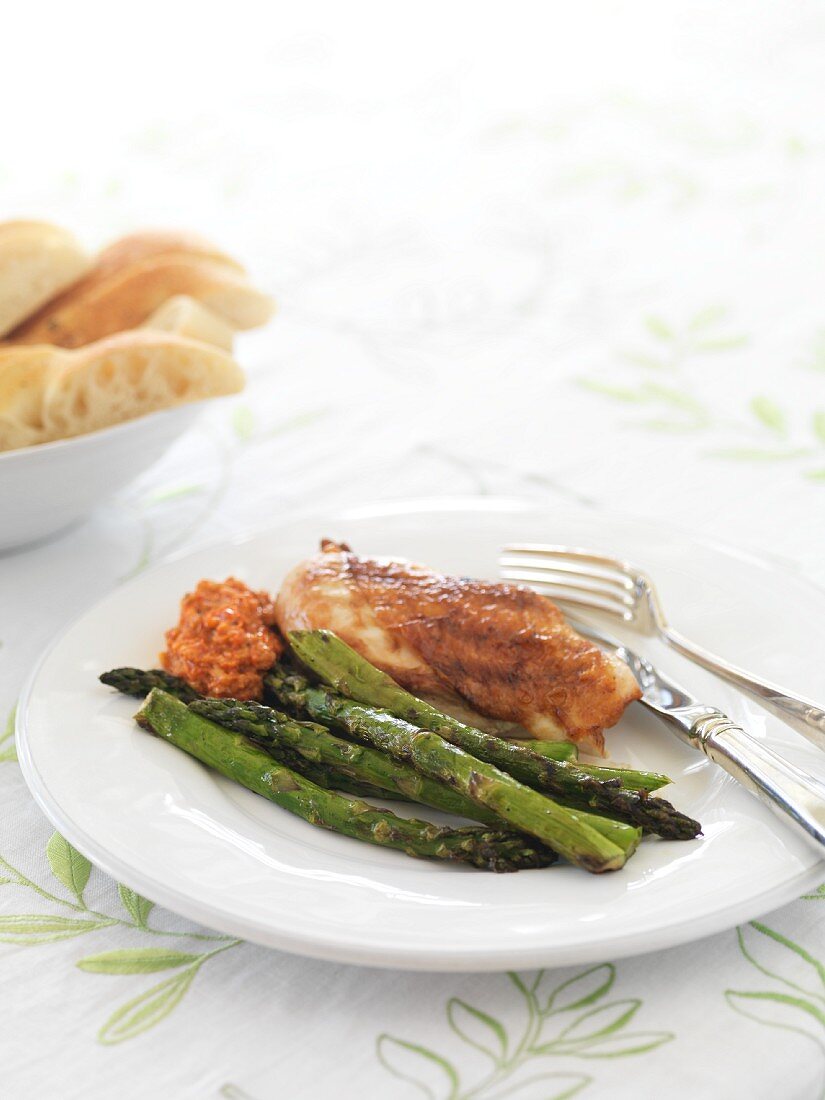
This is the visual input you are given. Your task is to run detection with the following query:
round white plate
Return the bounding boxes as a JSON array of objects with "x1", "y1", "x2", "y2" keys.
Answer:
[{"x1": 16, "y1": 499, "x2": 825, "y2": 970}]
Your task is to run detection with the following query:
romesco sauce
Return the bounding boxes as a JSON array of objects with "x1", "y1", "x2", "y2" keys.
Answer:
[{"x1": 161, "y1": 577, "x2": 283, "y2": 699}]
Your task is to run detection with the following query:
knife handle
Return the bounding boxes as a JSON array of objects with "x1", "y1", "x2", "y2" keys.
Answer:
[
  {"x1": 665, "y1": 626, "x2": 825, "y2": 753},
  {"x1": 690, "y1": 710, "x2": 825, "y2": 850}
]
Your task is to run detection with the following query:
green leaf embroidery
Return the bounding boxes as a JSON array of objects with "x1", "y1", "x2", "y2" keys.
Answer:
[
  {"x1": 726, "y1": 921, "x2": 825, "y2": 1080},
  {"x1": 118, "y1": 884, "x2": 154, "y2": 929},
  {"x1": 750, "y1": 396, "x2": 787, "y2": 436},
  {"x1": 379, "y1": 965, "x2": 672, "y2": 1097},
  {"x1": 376, "y1": 1035, "x2": 460, "y2": 1100},
  {"x1": 805, "y1": 469, "x2": 825, "y2": 482},
  {"x1": 46, "y1": 833, "x2": 91, "y2": 903},
  {"x1": 738, "y1": 923, "x2": 825, "y2": 999},
  {"x1": 802, "y1": 883, "x2": 825, "y2": 900},
  {"x1": 447, "y1": 998, "x2": 507, "y2": 1063},
  {"x1": 0, "y1": 914, "x2": 114, "y2": 945},
  {"x1": 544, "y1": 964, "x2": 616, "y2": 1015},
  {"x1": 813, "y1": 412, "x2": 825, "y2": 446},
  {"x1": 688, "y1": 304, "x2": 728, "y2": 331},
  {"x1": 263, "y1": 407, "x2": 330, "y2": 439},
  {"x1": 145, "y1": 482, "x2": 205, "y2": 505},
  {"x1": 644, "y1": 315, "x2": 674, "y2": 341},
  {"x1": 576, "y1": 379, "x2": 645, "y2": 402},
  {"x1": 552, "y1": 998, "x2": 642, "y2": 1047},
  {"x1": 546, "y1": 1031, "x2": 673, "y2": 1059},
  {"x1": 0, "y1": 704, "x2": 17, "y2": 763},
  {"x1": 693, "y1": 335, "x2": 748, "y2": 352},
  {"x1": 726, "y1": 990, "x2": 825, "y2": 1032},
  {"x1": 98, "y1": 965, "x2": 201, "y2": 1045},
  {"x1": 78, "y1": 947, "x2": 202, "y2": 975},
  {"x1": 0, "y1": 705, "x2": 15, "y2": 744},
  {"x1": 231, "y1": 405, "x2": 255, "y2": 441},
  {"x1": 641, "y1": 382, "x2": 706, "y2": 413}
]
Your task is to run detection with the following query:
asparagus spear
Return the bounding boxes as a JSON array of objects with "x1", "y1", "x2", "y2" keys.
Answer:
[
  {"x1": 100, "y1": 667, "x2": 201, "y2": 702},
  {"x1": 137, "y1": 689, "x2": 556, "y2": 872},
  {"x1": 265, "y1": 669, "x2": 635, "y2": 872},
  {"x1": 265, "y1": 744, "x2": 414, "y2": 802},
  {"x1": 190, "y1": 696, "x2": 504, "y2": 827},
  {"x1": 191, "y1": 694, "x2": 639, "y2": 859},
  {"x1": 510, "y1": 738, "x2": 669, "y2": 791},
  {"x1": 510, "y1": 740, "x2": 578, "y2": 761},
  {"x1": 99, "y1": 667, "x2": 397, "y2": 799},
  {"x1": 517, "y1": 743, "x2": 673, "y2": 796},
  {"x1": 288, "y1": 630, "x2": 701, "y2": 841},
  {"x1": 266, "y1": 668, "x2": 641, "y2": 857},
  {"x1": 574, "y1": 762, "x2": 670, "y2": 793}
]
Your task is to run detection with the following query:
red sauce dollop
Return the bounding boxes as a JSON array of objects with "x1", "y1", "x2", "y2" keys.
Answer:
[{"x1": 161, "y1": 577, "x2": 283, "y2": 699}]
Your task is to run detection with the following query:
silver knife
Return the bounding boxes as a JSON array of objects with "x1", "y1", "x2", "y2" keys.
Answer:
[{"x1": 573, "y1": 618, "x2": 825, "y2": 854}]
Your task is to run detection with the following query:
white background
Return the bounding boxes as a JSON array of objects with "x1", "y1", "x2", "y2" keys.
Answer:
[{"x1": 1, "y1": 3, "x2": 824, "y2": 1098}]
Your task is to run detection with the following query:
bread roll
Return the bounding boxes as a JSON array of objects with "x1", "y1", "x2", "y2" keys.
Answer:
[
  {"x1": 0, "y1": 221, "x2": 89, "y2": 338},
  {"x1": 142, "y1": 294, "x2": 236, "y2": 351},
  {"x1": 42, "y1": 330, "x2": 244, "y2": 440},
  {"x1": 93, "y1": 230, "x2": 245, "y2": 280},
  {"x1": 0, "y1": 345, "x2": 68, "y2": 451},
  {"x1": 10, "y1": 254, "x2": 275, "y2": 348}
]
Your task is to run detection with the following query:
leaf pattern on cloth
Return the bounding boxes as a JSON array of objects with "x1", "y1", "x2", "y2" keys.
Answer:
[
  {"x1": 376, "y1": 964, "x2": 673, "y2": 1099},
  {"x1": 577, "y1": 311, "x2": 825, "y2": 478},
  {"x1": 726, "y1": 922, "x2": 825, "y2": 1098},
  {"x1": 0, "y1": 831, "x2": 241, "y2": 1043},
  {"x1": 46, "y1": 832, "x2": 92, "y2": 903},
  {"x1": 0, "y1": 705, "x2": 17, "y2": 764}
]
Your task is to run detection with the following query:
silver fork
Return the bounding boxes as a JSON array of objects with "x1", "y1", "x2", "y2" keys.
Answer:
[{"x1": 500, "y1": 543, "x2": 825, "y2": 752}]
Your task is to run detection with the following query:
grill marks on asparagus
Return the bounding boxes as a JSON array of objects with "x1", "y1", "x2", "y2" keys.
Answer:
[
  {"x1": 137, "y1": 689, "x2": 557, "y2": 872},
  {"x1": 265, "y1": 667, "x2": 634, "y2": 872},
  {"x1": 286, "y1": 631, "x2": 702, "y2": 842},
  {"x1": 100, "y1": 667, "x2": 200, "y2": 702},
  {"x1": 190, "y1": 697, "x2": 504, "y2": 828},
  {"x1": 101, "y1": 623, "x2": 701, "y2": 875}
]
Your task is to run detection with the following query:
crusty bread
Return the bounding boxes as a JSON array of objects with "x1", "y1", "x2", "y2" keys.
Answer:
[
  {"x1": 0, "y1": 345, "x2": 69, "y2": 451},
  {"x1": 9, "y1": 253, "x2": 275, "y2": 348},
  {"x1": 42, "y1": 330, "x2": 244, "y2": 440},
  {"x1": 92, "y1": 230, "x2": 245, "y2": 281},
  {"x1": 141, "y1": 294, "x2": 236, "y2": 351},
  {"x1": 0, "y1": 221, "x2": 90, "y2": 338}
]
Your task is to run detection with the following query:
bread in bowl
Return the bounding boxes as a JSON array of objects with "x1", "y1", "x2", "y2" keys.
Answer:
[
  {"x1": 141, "y1": 294, "x2": 236, "y2": 350},
  {"x1": 0, "y1": 221, "x2": 89, "y2": 337},
  {"x1": 9, "y1": 253, "x2": 274, "y2": 348},
  {"x1": 42, "y1": 330, "x2": 245, "y2": 440}
]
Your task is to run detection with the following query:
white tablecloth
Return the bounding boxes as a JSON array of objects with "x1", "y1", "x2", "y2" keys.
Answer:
[{"x1": 2, "y1": 4, "x2": 825, "y2": 1097}]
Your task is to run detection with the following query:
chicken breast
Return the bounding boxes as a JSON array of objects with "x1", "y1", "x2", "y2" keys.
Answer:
[{"x1": 276, "y1": 540, "x2": 641, "y2": 754}]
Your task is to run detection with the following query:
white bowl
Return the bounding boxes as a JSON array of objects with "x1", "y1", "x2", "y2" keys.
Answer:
[{"x1": 0, "y1": 404, "x2": 203, "y2": 551}]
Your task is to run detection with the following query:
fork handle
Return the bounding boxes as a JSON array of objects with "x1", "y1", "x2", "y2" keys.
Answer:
[
  {"x1": 688, "y1": 709, "x2": 825, "y2": 851},
  {"x1": 662, "y1": 626, "x2": 825, "y2": 752}
]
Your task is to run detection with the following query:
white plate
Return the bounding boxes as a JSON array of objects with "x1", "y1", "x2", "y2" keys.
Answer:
[{"x1": 16, "y1": 499, "x2": 825, "y2": 970}]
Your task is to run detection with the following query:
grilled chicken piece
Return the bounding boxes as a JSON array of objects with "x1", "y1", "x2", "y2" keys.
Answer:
[{"x1": 276, "y1": 540, "x2": 641, "y2": 754}]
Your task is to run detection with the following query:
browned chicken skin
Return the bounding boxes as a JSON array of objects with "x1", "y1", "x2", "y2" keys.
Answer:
[{"x1": 276, "y1": 540, "x2": 641, "y2": 754}]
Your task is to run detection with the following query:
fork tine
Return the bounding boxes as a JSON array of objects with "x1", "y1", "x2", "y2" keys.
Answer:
[
  {"x1": 503, "y1": 543, "x2": 638, "y2": 578},
  {"x1": 499, "y1": 574, "x2": 631, "y2": 620},
  {"x1": 499, "y1": 555, "x2": 635, "y2": 593},
  {"x1": 499, "y1": 565, "x2": 635, "y2": 603}
]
